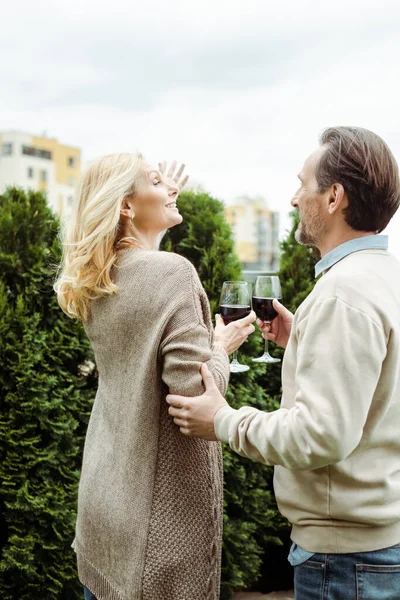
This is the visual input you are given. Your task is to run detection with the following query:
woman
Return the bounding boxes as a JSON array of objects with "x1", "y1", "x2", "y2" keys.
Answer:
[{"x1": 55, "y1": 153, "x2": 255, "y2": 600}]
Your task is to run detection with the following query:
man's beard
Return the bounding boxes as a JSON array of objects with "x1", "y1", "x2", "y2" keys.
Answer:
[
  {"x1": 295, "y1": 221, "x2": 318, "y2": 246},
  {"x1": 295, "y1": 212, "x2": 325, "y2": 247}
]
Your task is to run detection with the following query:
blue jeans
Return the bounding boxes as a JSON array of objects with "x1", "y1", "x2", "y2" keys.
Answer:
[
  {"x1": 83, "y1": 586, "x2": 97, "y2": 600},
  {"x1": 294, "y1": 544, "x2": 400, "y2": 599}
]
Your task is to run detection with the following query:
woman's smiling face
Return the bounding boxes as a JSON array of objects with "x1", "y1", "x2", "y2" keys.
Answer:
[{"x1": 132, "y1": 165, "x2": 183, "y2": 233}]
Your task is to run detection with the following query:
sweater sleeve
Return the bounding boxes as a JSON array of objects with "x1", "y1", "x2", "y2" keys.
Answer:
[
  {"x1": 214, "y1": 297, "x2": 387, "y2": 471},
  {"x1": 159, "y1": 264, "x2": 230, "y2": 397}
]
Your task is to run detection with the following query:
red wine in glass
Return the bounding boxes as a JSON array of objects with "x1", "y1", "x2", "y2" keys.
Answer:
[
  {"x1": 219, "y1": 281, "x2": 251, "y2": 373},
  {"x1": 220, "y1": 304, "x2": 251, "y2": 324},
  {"x1": 252, "y1": 297, "x2": 282, "y2": 323},
  {"x1": 252, "y1": 276, "x2": 282, "y2": 364}
]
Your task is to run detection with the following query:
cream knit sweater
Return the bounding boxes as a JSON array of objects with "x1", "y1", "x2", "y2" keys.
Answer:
[
  {"x1": 73, "y1": 249, "x2": 230, "y2": 600},
  {"x1": 216, "y1": 249, "x2": 400, "y2": 553}
]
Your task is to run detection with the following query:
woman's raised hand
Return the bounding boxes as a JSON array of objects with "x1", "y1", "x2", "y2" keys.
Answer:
[{"x1": 158, "y1": 161, "x2": 189, "y2": 190}]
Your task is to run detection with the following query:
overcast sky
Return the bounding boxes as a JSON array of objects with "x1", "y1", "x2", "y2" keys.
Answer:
[{"x1": 2, "y1": 0, "x2": 400, "y2": 256}]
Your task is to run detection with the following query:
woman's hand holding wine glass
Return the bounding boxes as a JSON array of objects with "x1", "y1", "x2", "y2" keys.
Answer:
[
  {"x1": 214, "y1": 312, "x2": 256, "y2": 356},
  {"x1": 219, "y1": 281, "x2": 254, "y2": 373}
]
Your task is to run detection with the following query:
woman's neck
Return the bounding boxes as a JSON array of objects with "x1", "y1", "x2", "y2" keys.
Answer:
[{"x1": 117, "y1": 227, "x2": 160, "y2": 251}]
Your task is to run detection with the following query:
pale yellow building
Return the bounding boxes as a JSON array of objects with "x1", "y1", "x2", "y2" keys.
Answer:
[
  {"x1": 0, "y1": 131, "x2": 81, "y2": 218},
  {"x1": 225, "y1": 195, "x2": 280, "y2": 271}
]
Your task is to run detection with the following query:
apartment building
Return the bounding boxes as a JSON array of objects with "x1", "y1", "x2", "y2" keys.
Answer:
[
  {"x1": 0, "y1": 131, "x2": 80, "y2": 218},
  {"x1": 225, "y1": 195, "x2": 280, "y2": 272}
]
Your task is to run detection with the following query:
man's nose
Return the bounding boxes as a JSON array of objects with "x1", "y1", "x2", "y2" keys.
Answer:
[{"x1": 291, "y1": 195, "x2": 298, "y2": 208}]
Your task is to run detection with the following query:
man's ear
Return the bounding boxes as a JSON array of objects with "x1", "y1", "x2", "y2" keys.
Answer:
[{"x1": 328, "y1": 183, "x2": 346, "y2": 215}]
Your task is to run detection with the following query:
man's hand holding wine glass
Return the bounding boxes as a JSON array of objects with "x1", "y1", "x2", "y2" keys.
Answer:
[
  {"x1": 258, "y1": 299, "x2": 294, "y2": 350},
  {"x1": 167, "y1": 277, "x2": 293, "y2": 440}
]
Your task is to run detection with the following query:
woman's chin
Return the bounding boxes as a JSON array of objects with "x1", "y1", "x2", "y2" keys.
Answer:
[{"x1": 169, "y1": 213, "x2": 183, "y2": 227}]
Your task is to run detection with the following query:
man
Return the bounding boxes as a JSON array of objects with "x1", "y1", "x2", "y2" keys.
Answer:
[{"x1": 167, "y1": 126, "x2": 400, "y2": 600}]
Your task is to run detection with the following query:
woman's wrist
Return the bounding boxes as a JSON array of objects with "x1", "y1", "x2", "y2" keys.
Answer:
[
  {"x1": 213, "y1": 340, "x2": 230, "y2": 356},
  {"x1": 214, "y1": 333, "x2": 223, "y2": 346}
]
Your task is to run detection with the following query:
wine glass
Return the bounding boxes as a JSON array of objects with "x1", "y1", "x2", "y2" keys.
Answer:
[
  {"x1": 219, "y1": 281, "x2": 251, "y2": 373},
  {"x1": 252, "y1": 276, "x2": 282, "y2": 364}
]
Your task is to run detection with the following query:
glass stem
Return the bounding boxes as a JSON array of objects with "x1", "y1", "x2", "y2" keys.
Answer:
[
  {"x1": 232, "y1": 350, "x2": 239, "y2": 363},
  {"x1": 264, "y1": 338, "x2": 269, "y2": 356}
]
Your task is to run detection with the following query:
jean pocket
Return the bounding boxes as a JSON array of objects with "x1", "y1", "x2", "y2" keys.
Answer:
[
  {"x1": 302, "y1": 560, "x2": 325, "y2": 569},
  {"x1": 356, "y1": 563, "x2": 400, "y2": 600},
  {"x1": 294, "y1": 559, "x2": 326, "y2": 600}
]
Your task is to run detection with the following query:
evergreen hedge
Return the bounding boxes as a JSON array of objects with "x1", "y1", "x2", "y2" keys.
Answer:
[
  {"x1": 161, "y1": 191, "x2": 291, "y2": 598},
  {"x1": 260, "y1": 211, "x2": 319, "y2": 401},
  {"x1": 0, "y1": 188, "x2": 96, "y2": 600},
  {"x1": 163, "y1": 199, "x2": 319, "y2": 596},
  {"x1": 253, "y1": 211, "x2": 319, "y2": 593},
  {"x1": 0, "y1": 187, "x2": 318, "y2": 599}
]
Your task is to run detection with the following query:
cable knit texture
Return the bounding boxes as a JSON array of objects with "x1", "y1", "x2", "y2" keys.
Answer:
[{"x1": 73, "y1": 249, "x2": 230, "y2": 600}]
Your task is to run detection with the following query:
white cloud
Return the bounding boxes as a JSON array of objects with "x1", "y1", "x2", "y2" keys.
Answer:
[{"x1": 1, "y1": 0, "x2": 400, "y2": 255}]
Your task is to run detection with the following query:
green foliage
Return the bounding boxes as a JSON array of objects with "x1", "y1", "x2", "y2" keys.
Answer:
[
  {"x1": 251, "y1": 211, "x2": 319, "y2": 592},
  {"x1": 162, "y1": 191, "x2": 289, "y2": 598},
  {"x1": 164, "y1": 200, "x2": 320, "y2": 596},
  {"x1": 279, "y1": 211, "x2": 320, "y2": 312},
  {"x1": 261, "y1": 212, "x2": 320, "y2": 401},
  {"x1": 0, "y1": 188, "x2": 96, "y2": 600},
  {"x1": 0, "y1": 188, "x2": 320, "y2": 599},
  {"x1": 161, "y1": 190, "x2": 243, "y2": 316}
]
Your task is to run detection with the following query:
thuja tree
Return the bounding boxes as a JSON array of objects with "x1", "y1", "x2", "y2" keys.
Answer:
[
  {"x1": 0, "y1": 188, "x2": 96, "y2": 600},
  {"x1": 253, "y1": 211, "x2": 320, "y2": 593},
  {"x1": 279, "y1": 211, "x2": 319, "y2": 312},
  {"x1": 161, "y1": 190, "x2": 289, "y2": 598},
  {"x1": 261, "y1": 211, "x2": 320, "y2": 401}
]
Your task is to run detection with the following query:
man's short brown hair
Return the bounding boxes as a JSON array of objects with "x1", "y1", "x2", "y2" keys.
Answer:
[{"x1": 316, "y1": 126, "x2": 400, "y2": 232}]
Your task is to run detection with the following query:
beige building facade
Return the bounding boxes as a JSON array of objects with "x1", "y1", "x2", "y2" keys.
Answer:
[
  {"x1": 225, "y1": 196, "x2": 280, "y2": 271},
  {"x1": 0, "y1": 131, "x2": 80, "y2": 219}
]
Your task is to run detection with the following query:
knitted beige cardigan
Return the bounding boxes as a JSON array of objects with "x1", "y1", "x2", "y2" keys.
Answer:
[{"x1": 72, "y1": 249, "x2": 230, "y2": 600}]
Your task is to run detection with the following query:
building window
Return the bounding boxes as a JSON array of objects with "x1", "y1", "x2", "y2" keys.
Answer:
[
  {"x1": 22, "y1": 145, "x2": 52, "y2": 160},
  {"x1": 68, "y1": 156, "x2": 76, "y2": 167},
  {"x1": 27, "y1": 167, "x2": 34, "y2": 178},
  {"x1": 41, "y1": 170, "x2": 48, "y2": 182},
  {"x1": 1, "y1": 143, "x2": 13, "y2": 155},
  {"x1": 67, "y1": 195, "x2": 74, "y2": 206}
]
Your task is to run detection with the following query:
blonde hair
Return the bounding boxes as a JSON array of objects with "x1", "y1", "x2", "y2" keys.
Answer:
[{"x1": 54, "y1": 152, "x2": 144, "y2": 321}]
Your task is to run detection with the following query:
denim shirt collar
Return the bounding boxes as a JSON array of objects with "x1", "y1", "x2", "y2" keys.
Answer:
[{"x1": 314, "y1": 235, "x2": 389, "y2": 278}]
